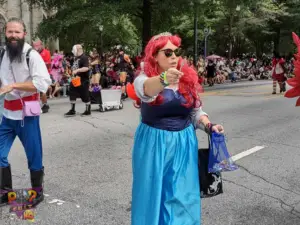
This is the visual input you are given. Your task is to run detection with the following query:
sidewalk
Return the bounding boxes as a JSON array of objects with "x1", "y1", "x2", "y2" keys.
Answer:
[{"x1": 203, "y1": 79, "x2": 272, "y2": 92}]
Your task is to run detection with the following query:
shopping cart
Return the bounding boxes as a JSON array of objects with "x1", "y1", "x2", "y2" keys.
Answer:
[
  {"x1": 99, "y1": 89, "x2": 123, "y2": 112},
  {"x1": 90, "y1": 88, "x2": 123, "y2": 112}
]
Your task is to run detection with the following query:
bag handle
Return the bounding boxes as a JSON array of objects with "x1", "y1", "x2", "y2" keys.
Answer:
[
  {"x1": 10, "y1": 49, "x2": 40, "y2": 125},
  {"x1": 10, "y1": 64, "x2": 40, "y2": 102},
  {"x1": 10, "y1": 48, "x2": 40, "y2": 100},
  {"x1": 10, "y1": 64, "x2": 26, "y2": 124},
  {"x1": 198, "y1": 131, "x2": 211, "y2": 150}
]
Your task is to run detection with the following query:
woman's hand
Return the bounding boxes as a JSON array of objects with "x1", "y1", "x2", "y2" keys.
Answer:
[
  {"x1": 212, "y1": 124, "x2": 224, "y2": 134},
  {"x1": 166, "y1": 68, "x2": 183, "y2": 85}
]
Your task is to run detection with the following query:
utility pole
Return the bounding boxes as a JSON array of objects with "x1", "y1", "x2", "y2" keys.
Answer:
[
  {"x1": 29, "y1": 1, "x2": 33, "y2": 43},
  {"x1": 204, "y1": 27, "x2": 211, "y2": 58},
  {"x1": 193, "y1": 1, "x2": 198, "y2": 67}
]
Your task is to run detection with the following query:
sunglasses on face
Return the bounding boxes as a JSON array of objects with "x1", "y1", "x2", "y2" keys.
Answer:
[{"x1": 158, "y1": 48, "x2": 182, "y2": 58}]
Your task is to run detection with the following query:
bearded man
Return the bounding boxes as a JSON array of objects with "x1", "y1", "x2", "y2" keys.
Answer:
[{"x1": 0, "y1": 18, "x2": 51, "y2": 207}]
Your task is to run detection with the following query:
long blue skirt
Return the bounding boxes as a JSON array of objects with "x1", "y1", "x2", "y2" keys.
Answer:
[{"x1": 131, "y1": 123, "x2": 201, "y2": 225}]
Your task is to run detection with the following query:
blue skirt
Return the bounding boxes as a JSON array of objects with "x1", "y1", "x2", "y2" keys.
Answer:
[{"x1": 131, "y1": 123, "x2": 201, "y2": 225}]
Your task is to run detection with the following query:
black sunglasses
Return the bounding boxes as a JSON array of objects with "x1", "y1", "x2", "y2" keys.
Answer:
[{"x1": 158, "y1": 48, "x2": 182, "y2": 57}]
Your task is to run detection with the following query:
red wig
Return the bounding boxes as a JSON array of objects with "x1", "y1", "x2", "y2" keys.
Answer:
[{"x1": 141, "y1": 33, "x2": 202, "y2": 108}]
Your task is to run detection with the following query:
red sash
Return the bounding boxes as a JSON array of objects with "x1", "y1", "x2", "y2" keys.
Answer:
[{"x1": 4, "y1": 93, "x2": 39, "y2": 111}]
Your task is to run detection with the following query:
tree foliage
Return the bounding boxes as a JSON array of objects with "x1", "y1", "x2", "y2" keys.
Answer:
[{"x1": 23, "y1": 0, "x2": 300, "y2": 57}]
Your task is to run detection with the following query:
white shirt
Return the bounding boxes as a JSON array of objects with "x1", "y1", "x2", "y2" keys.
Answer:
[
  {"x1": 0, "y1": 43, "x2": 51, "y2": 120},
  {"x1": 0, "y1": 95, "x2": 3, "y2": 118}
]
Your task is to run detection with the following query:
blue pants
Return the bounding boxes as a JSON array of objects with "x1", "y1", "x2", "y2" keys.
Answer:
[
  {"x1": 132, "y1": 123, "x2": 201, "y2": 225},
  {"x1": 0, "y1": 116, "x2": 43, "y2": 171}
]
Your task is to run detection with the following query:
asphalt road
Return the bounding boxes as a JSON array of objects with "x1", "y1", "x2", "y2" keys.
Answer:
[{"x1": 0, "y1": 80, "x2": 300, "y2": 225}]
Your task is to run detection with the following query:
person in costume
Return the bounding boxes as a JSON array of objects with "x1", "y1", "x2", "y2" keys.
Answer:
[
  {"x1": 284, "y1": 32, "x2": 300, "y2": 106},
  {"x1": 272, "y1": 52, "x2": 287, "y2": 94},
  {"x1": 206, "y1": 59, "x2": 216, "y2": 86},
  {"x1": 50, "y1": 54, "x2": 64, "y2": 84},
  {"x1": 130, "y1": 32, "x2": 224, "y2": 225},
  {"x1": 64, "y1": 44, "x2": 91, "y2": 117},
  {"x1": 49, "y1": 54, "x2": 64, "y2": 98},
  {"x1": 0, "y1": 18, "x2": 51, "y2": 206},
  {"x1": 89, "y1": 48, "x2": 101, "y2": 92},
  {"x1": 32, "y1": 40, "x2": 51, "y2": 113}
]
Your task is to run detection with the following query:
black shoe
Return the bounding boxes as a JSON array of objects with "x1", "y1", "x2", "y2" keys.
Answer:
[
  {"x1": 64, "y1": 110, "x2": 76, "y2": 117},
  {"x1": 0, "y1": 165, "x2": 12, "y2": 206},
  {"x1": 41, "y1": 104, "x2": 49, "y2": 114},
  {"x1": 272, "y1": 92, "x2": 276, "y2": 95},
  {"x1": 30, "y1": 168, "x2": 44, "y2": 207},
  {"x1": 121, "y1": 93, "x2": 128, "y2": 100},
  {"x1": 81, "y1": 105, "x2": 91, "y2": 116},
  {"x1": 282, "y1": 83, "x2": 286, "y2": 92}
]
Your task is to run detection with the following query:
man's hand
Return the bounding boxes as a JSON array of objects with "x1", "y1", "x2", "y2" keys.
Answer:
[
  {"x1": 72, "y1": 69, "x2": 79, "y2": 75},
  {"x1": 0, "y1": 84, "x2": 13, "y2": 95}
]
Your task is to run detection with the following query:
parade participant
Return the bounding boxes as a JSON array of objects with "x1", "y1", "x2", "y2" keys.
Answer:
[
  {"x1": 48, "y1": 54, "x2": 64, "y2": 98},
  {"x1": 131, "y1": 32, "x2": 224, "y2": 225},
  {"x1": 50, "y1": 53, "x2": 64, "y2": 84},
  {"x1": 89, "y1": 48, "x2": 101, "y2": 91},
  {"x1": 0, "y1": 18, "x2": 51, "y2": 206},
  {"x1": 272, "y1": 52, "x2": 287, "y2": 94},
  {"x1": 285, "y1": 32, "x2": 300, "y2": 106},
  {"x1": 206, "y1": 59, "x2": 216, "y2": 86},
  {"x1": 32, "y1": 39, "x2": 51, "y2": 113},
  {"x1": 64, "y1": 44, "x2": 91, "y2": 117}
]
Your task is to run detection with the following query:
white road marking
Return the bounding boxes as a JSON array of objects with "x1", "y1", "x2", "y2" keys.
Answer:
[
  {"x1": 48, "y1": 199, "x2": 65, "y2": 205},
  {"x1": 48, "y1": 199, "x2": 59, "y2": 204},
  {"x1": 231, "y1": 146, "x2": 266, "y2": 162}
]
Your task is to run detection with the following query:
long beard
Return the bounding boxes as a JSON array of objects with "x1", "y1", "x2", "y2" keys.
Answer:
[{"x1": 5, "y1": 37, "x2": 25, "y2": 63}]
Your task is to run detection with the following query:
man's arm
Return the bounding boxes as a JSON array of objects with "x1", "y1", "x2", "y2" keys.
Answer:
[
  {"x1": 0, "y1": 81, "x2": 37, "y2": 94},
  {"x1": 11, "y1": 82, "x2": 37, "y2": 92},
  {"x1": 76, "y1": 67, "x2": 89, "y2": 73},
  {"x1": 74, "y1": 55, "x2": 89, "y2": 74},
  {"x1": 8, "y1": 51, "x2": 51, "y2": 92},
  {"x1": 29, "y1": 51, "x2": 52, "y2": 93}
]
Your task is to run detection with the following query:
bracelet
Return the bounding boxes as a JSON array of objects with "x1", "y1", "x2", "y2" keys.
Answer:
[
  {"x1": 206, "y1": 122, "x2": 212, "y2": 130},
  {"x1": 205, "y1": 122, "x2": 215, "y2": 134},
  {"x1": 159, "y1": 72, "x2": 169, "y2": 87}
]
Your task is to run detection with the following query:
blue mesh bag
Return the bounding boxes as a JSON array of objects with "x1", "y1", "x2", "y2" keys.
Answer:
[{"x1": 208, "y1": 132, "x2": 238, "y2": 173}]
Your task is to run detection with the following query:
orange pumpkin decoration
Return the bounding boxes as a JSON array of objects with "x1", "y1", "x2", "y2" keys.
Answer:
[{"x1": 72, "y1": 76, "x2": 81, "y2": 87}]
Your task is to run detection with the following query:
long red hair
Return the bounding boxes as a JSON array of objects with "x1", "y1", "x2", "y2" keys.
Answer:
[{"x1": 142, "y1": 34, "x2": 203, "y2": 108}]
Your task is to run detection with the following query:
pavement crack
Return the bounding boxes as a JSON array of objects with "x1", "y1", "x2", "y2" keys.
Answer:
[
  {"x1": 237, "y1": 164, "x2": 300, "y2": 196},
  {"x1": 108, "y1": 119, "x2": 126, "y2": 126},
  {"x1": 224, "y1": 178, "x2": 300, "y2": 219},
  {"x1": 104, "y1": 119, "x2": 134, "y2": 132},
  {"x1": 80, "y1": 119, "x2": 99, "y2": 128}
]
